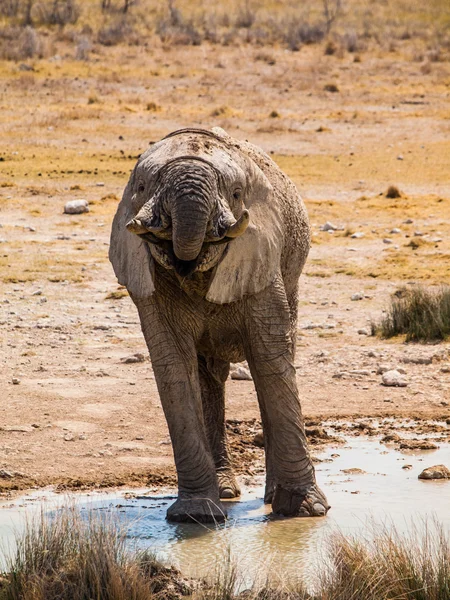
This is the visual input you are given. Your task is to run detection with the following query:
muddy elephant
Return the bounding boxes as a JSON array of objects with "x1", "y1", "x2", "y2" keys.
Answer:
[{"x1": 109, "y1": 127, "x2": 329, "y2": 523}]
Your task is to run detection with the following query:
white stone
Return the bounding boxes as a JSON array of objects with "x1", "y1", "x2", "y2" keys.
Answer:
[
  {"x1": 351, "y1": 292, "x2": 364, "y2": 301},
  {"x1": 230, "y1": 365, "x2": 252, "y2": 381},
  {"x1": 64, "y1": 200, "x2": 89, "y2": 214},
  {"x1": 320, "y1": 221, "x2": 338, "y2": 231},
  {"x1": 350, "y1": 232, "x2": 365, "y2": 239},
  {"x1": 381, "y1": 370, "x2": 407, "y2": 387}
]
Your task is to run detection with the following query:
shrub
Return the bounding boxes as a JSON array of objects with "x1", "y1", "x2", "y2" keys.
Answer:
[
  {"x1": 372, "y1": 286, "x2": 450, "y2": 342},
  {"x1": 386, "y1": 185, "x2": 401, "y2": 198}
]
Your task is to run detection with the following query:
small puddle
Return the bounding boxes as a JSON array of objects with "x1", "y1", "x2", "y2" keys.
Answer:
[{"x1": 0, "y1": 436, "x2": 449, "y2": 584}]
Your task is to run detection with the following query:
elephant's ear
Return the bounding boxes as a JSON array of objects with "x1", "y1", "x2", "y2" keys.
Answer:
[
  {"x1": 206, "y1": 159, "x2": 282, "y2": 304},
  {"x1": 109, "y1": 179, "x2": 155, "y2": 299}
]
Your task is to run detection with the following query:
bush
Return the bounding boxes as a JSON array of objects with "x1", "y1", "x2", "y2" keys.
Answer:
[{"x1": 372, "y1": 286, "x2": 450, "y2": 342}]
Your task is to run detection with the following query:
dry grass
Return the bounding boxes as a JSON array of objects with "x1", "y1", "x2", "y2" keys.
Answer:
[
  {"x1": 372, "y1": 285, "x2": 450, "y2": 342},
  {"x1": 0, "y1": 507, "x2": 190, "y2": 600},
  {"x1": 1, "y1": 510, "x2": 448, "y2": 600}
]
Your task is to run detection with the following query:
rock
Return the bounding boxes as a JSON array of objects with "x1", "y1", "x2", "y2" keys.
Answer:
[
  {"x1": 440, "y1": 365, "x2": 450, "y2": 373},
  {"x1": 381, "y1": 370, "x2": 407, "y2": 387},
  {"x1": 418, "y1": 465, "x2": 450, "y2": 480},
  {"x1": 350, "y1": 232, "x2": 365, "y2": 239},
  {"x1": 377, "y1": 364, "x2": 392, "y2": 375},
  {"x1": 305, "y1": 426, "x2": 330, "y2": 440},
  {"x1": 401, "y1": 356, "x2": 432, "y2": 365},
  {"x1": 320, "y1": 221, "x2": 338, "y2": 231},
  {"x1": 64, "y1": 200, "x2": 89, "y2": 214},
  {"x1": 12, "y1": 377, "x2": 20, "y2": 385},
  {"x1": 351, "y1": 292, "x2": 364, "y2": 301},
  {"x1": 383, "y1": 238, "x2": 393, "y2": 244},
  {"x1": 402, "y1": 464, "x2": 413, "y2": 470},
  {"x1": 230, "y1": 365, "x2": 252, "y2": 380},
  {"x1": 64, "y1": 433, "x2": 75, "y2": 442},
  {"x1": 121, "y1": 353, "x2": 146, "y2": 364},
  {"x1": 399, "y1": 439, "x2": 438, "y2": 450},
  {"x1": 341, "y1": 468, "x2": 366, "y2": 474},
  {"x1": 0, "y1": 469, "x2": 24, "y2": 479},
  {"x1": 397, "y1": 154, "x2": 404, "y2": 160},
  {"x1": 390, "y1": 228, "x2": 401, "y2": 234},
  {"x1": 253, "y1": 431, "x2": 264, "y2": 447},
  {"x1": 0, "y1": 425, "x2": 34, "y2": 433},
  {"x1": 381, "y1": 433, "x2": 401, "y2": 443},
  {"x1": 349, "y1": 369, "x2": 371, "y2": 376},
  {"x1": 403, "y1": 219, "x2": 414, "y2": 224},
  {"x1": 357, "y1": 328, "x2": 370, "y2": 335}
]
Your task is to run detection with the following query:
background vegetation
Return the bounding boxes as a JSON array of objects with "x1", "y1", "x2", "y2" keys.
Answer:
[{"x1": 1, "y1": 0, "x2": 449, "y2": 60}]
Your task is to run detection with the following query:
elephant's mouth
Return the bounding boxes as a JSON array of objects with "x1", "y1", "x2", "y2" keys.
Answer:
[{"x1": 139, "y1": 234, "x2": 227, "y2": 277}]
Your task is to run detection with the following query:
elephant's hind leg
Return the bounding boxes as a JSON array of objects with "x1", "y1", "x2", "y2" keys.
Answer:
[{"x1": 198, "y1": 355, "x2": 241, "y2": 499}]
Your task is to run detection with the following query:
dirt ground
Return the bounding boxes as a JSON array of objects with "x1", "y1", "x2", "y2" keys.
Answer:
[{"x1": 1, "y1": 37, "x2": 449, "y2": 494}]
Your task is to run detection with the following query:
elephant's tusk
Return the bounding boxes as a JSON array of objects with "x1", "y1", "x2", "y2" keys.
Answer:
[
  {"x1": 226, "y1": 210, "x2": 250, "y2": 239},
  {"x1": 126, "y1": 218, "x2": 148, "y2": 235}
]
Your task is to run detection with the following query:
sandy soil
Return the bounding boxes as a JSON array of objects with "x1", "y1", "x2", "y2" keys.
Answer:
[{"x1": 0, "y1": 40, "x2": 449, "y2": 494}]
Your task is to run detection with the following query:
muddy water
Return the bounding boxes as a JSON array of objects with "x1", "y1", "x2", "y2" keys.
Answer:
[{"x1": 0, "y1": 436, "x2": 449, "y2": 584}]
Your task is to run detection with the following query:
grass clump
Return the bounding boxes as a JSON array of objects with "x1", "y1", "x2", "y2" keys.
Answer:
[
  {"x1": 0, "y1": 507, "x2": 191, "y2": 600},
  {"x1": 372, "y1": 286, "x2": 450, "y2": 342},
  {"x1": 0, "y1": 509, "x2": 449, "y2": 600}
]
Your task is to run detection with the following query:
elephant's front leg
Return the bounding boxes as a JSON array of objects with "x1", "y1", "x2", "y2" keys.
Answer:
[
  {"x1": 198, "y1": 355, "x2": 241, "y2": 499},
  {"x1": 135, "y1": 298, "x2": 226, "y2": 523},
  {"x1": 243, "y1": 281, "x2": 329, "y2": 517}
]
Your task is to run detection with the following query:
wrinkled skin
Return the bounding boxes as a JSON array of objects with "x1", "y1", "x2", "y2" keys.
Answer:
[{"x1": 109, "y1": 127, "x2": 330, "y2": 523}]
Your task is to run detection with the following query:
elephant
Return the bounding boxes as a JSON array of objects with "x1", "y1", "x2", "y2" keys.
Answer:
[{"x1": 109, "y1": 127, "x2": 329, "y2": 523}]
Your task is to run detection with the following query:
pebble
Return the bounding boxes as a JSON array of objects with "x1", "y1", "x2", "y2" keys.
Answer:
[
  {"x1": 390, "y1": 228, "x2": 401, "y2": 234},
  {"x1": 230, "y1": 365, "x2": 252, "y2": 380},
  {"x1": 64, "y1": 200, "x2": 89, "y2": 214},
  {"x1": 402, "y1": 464, "x2": 413, "y2": 470},
  {"x1": 397, "y1": 154, "x2": 404, "y2": 160},
  {"x1": 351, "y1": 292, "x2": 364, "y2": 301},
  {"x1": 357, "y1": 328, "x2": 370, "y2": 335},
  {"x1": 320, "y1": 221, "x2": 338, "y2": 231},
  {"x1": 383, "y1": 238, "x2": 393, "y2": 244},
  {"x1": 121, "y1": 353, "x2": 146, "y2": 364},
  {"x1": 341, "y1": 468, "x2": 366, "y2": 474},
  {"x1": 440, "y1": 366, "x2": 450, "y2": 373},
  {"x1": 64, "y1": 433, "x2": 75, "y2": 442},
  {"x1": 381, "y1": 370, "x2": 407, "y2": 387},
  {"x1": 350, "y1": 232, "x2": 365, "y2": 239},
  {"x1": 12, "y1": 377, "x2": 20, "y2": 385},
  {"x1": 253, "y1": 431, "x2": 264, "y2": 447},
  {"x1": 418, "y1": 465, "x2": 450, "y2": 480}
]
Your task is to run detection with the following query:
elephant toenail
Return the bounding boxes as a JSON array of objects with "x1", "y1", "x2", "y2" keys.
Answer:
[{"x1": 312, "y1": 502, "x2": 326, "y2": 516}]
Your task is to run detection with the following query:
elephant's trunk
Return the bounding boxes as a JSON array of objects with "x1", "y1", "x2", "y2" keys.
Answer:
[{"x1": 171, "y1": 195, "x2": 210, "y2": 261}]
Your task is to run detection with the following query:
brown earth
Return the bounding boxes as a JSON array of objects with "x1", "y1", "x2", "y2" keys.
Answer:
[{"x1": 1, "y1": 38, "x2": 449, "y2": 495}]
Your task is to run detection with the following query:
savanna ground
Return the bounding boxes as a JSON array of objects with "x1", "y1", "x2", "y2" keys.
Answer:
[{"x1": 0, "y1": 0, "x2": 449, "y2": 495}]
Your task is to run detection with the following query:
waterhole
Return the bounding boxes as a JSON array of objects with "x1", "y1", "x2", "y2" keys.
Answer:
[{"x1": 0, "y1": 434, "x2": 449, "y2": 584}]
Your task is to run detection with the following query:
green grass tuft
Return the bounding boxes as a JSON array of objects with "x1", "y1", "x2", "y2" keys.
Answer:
[{"x1": 372, "y1": 286, "x2": 450, "y2": 342}]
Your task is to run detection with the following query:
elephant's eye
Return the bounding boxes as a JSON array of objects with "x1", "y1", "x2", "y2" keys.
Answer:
[
  {"x1": 137, "y1": 182, "x2": 145, "y2": 193},
  {"x1": 233, "y1": 189, "x2": 242, "y2": 200}
]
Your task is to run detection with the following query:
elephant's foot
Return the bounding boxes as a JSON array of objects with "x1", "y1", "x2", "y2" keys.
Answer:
[
  {"x1": 217, "y1": 471, "x2": 241, "y2": 499},
  {"x1": 272, "y1": 483, "x2": 330, "y2": 517},
  {"x1": 166, "y1": 496, "x2": 227, "y2": 523}
]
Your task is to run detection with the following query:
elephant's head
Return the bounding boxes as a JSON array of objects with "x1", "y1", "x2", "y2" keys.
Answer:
[
  {"x1": 125, "y1": 155, "x2": 250, "y2": 278},
  {"x1": 109, "y1": 128, "x2": 283, "y2": 304}
]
